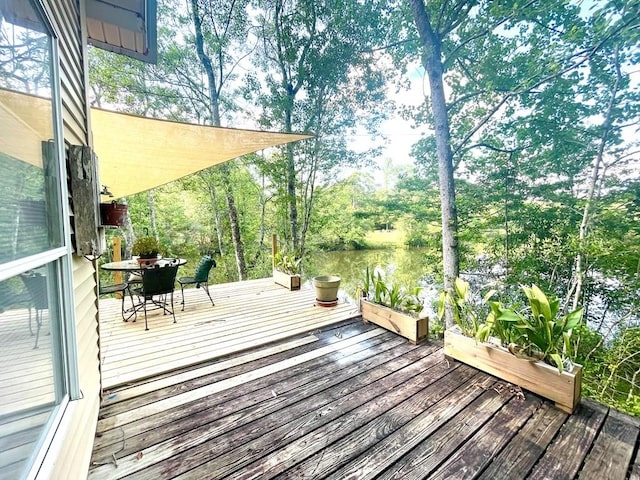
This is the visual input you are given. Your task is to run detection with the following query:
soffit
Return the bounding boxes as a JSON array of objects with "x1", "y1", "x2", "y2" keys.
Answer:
[{"x1": 86, "y1": 0, "x2": 157, "y2": 63}]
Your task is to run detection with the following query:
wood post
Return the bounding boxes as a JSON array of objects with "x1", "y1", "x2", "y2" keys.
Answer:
[
  {"x1": 272, "y1": 234, "x2": 278, "y2": 269},
  {"x1": 113, "y1": 237, "x2": 122, "y2": 298}
]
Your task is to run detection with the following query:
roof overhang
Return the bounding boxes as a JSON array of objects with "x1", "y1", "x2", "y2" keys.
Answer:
[{"x1": 86, "y1": 0, "x2": 157, "y2": 64}]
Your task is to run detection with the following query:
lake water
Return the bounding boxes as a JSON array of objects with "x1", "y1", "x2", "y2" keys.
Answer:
[{"x1": 304, "y1": 247, "x2": 442, "y2": 317}]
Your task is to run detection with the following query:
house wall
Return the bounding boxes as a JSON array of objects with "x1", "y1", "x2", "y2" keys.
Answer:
[{"x1": 37, "y1": 0, "x2": 102, "y2": 478}]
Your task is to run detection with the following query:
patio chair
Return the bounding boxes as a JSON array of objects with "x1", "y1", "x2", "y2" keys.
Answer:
[
  {"x1": 132, "y1": 260, "x2": 180, "y2": 330},
  {"x1": 20, "y1": 272, "x2": 48, "y2": 349},
  {"x1": 99, "y1": 282, "x2": 136, "y2": 322},
  {"x1": 177, "y1": 255, "x2": 216, "y2": 310}
]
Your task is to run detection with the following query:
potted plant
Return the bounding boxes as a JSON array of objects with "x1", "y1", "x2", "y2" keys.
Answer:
[
  {"x1": 312, "y1": 275, "x2": 341, "y2": 306},
  {"x1": 359, "y1": 267, "x2": 428, "y2": 344},
  {"x1": 132, "y1": 234, "x2": 162, "y2": 266},
  {"x1": 273, "y1": 251, "x2": 302, "y2": 290},
  {"x1": 441, "y1": 278, "x2": 583, "y2": 413}
]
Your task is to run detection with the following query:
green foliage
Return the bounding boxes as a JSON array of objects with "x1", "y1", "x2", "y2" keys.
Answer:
[
  {"x1": 132, "y1": 236, "x2": 162, "y2": 257},
  {"x1": 274, "y1": 251, "x2": 302, "y2": 275},
  {"x1": 440, "y1": 278, "x2": 582, "y2": 373},
  {"x1": 501, "y1": 285, "x2": 583, "y2": 373},
  {"x1": 438, "y1": 278, "x2": 496, "y2": 338},
  {"x1": 361, "y1": 267, "x2": 424, "y2": 317},
  {"x1": 575, "y1": 324, "x2": 640, "y2": 417}
]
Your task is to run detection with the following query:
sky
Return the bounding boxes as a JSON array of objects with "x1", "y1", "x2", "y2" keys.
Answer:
[{"x1": 348, "y1": 63, "x2": 430, "y2": 186}]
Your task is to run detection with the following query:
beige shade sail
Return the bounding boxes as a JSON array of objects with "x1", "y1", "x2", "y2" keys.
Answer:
[
  {"x1": 0, "y1": 88, "x2": 53, "y2": 167},
  {"x1": 92, "y1": 108, "x2": 313, "y2": 199},
  {"x1": 0, "y1": 89, "x2": 312, "y2": 198}
]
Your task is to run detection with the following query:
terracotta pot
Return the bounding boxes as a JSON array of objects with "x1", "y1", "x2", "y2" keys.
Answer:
[
  {"x1": 312, "y1": 275, "x2": 341, "y2": 302},
  {"x1": 136, "y1": 256, "x2": 158, "y2": 267}
]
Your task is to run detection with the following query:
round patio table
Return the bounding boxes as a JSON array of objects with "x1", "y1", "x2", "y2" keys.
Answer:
[{"x1": 101, "y1": 258, "x2": 187, "y2": 272}]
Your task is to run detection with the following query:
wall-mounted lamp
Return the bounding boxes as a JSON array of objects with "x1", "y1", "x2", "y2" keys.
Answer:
[{"x1": 100, "y1": 185, "x2": 113, "y2": 197}]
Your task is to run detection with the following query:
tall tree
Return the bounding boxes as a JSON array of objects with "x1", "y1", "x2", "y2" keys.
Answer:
[
  {"x1": 402, "y1": 0, "x2": 629, "y2": 324},
  {"x1": 188, "y1": 0, "x2": 251, "y2": 279},
  {"x1": 253, "y1": 0, "x2": 391, "y2": 255},
  {"x1": 570, "y1": 0, "x2": 640, "y2": 309},
  {"x1": 406, "y1": 0, "x2": 464, "y2": 326}
]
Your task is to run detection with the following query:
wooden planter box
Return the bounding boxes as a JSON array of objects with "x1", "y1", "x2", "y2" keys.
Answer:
[
  {"x1": 273, "y1": 269, "x2": 301, "y2": 291},
  {"x1": 444, "y1": 327, "x2": 582, "y2": 413},
  {"x1": 361, "y1": 299, "x2": 428, "y2": 344}
]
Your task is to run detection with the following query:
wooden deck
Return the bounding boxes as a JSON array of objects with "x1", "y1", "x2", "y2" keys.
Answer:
[
  {"x1": 0, "y1": 305, "x2": 55, "y2": 478},
  {"x1": 99, "y1": 277, "x2": 360, "y2": 388},
  {"x1": 89, "y1": 319, "x2": 640, "y2": 480}
]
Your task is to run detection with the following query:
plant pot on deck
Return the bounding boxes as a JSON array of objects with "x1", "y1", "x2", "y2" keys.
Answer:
[
  {"x1": 312, "y1": 275, "x2": 341, "y2": 306},
  {"x1": 444, "y1": 326, "x2": 582, "y2": 413}
]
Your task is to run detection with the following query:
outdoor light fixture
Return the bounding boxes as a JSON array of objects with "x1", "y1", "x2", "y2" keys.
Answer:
[{"x1": 100, "y1": 185, "x2": 113, "y2": 197}]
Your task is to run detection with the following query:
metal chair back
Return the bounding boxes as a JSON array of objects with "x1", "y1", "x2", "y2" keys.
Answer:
[
  {"x1": 193, "y1": 256, "x2": 216, "y2": 284},
  {"x1": 142, "y1": 263, "x2": 179, "y2": 297}
]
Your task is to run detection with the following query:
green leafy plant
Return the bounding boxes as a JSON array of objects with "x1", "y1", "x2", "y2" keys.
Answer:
[
  {"x1": 440, "y1": 278, "x2": 583, "y2": 373},
  {"x1": 274, "y1": 251, "x2": 302, "y2": 275},
  {"x1": 504, "y1": 285, "x2": 583, "y2": 373},
  {"x1": 360, "y1": 267, "x2": 424, "y2": 317},
  {"x1": 132, "y1": 236, "x2": 162, "y2": 258},
  {"x1": 438, "y1": 277, "x2": 496, "y2": 338}
]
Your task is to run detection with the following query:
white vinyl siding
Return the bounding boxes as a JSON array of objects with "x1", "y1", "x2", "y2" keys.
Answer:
[{"x1": 35, "y1": 1, "x2": 101, "y2": 479}]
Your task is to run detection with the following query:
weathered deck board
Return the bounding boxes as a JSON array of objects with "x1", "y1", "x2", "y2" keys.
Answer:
[
  {"x1": 98, "y1": 322, "x2": 368, "y2": 413},
  {"x1": 527, "y1": 398, "x2": 608, "y2": 480},
  {"x1": 478, "y1": 401, "x2": 568, "y2": 479},
  {"x1": 428, "y1": 394, "x2": 542, "y2": 479},
  {"x1": 89, "y1": 319, "x2": 640, "y2": 480},
  {"x1": 99, "y1": 277, "x2": 360, "y2": 388},
  {"x1": 91, "y1": 329, "x2": 412, "y2": 461},
  {"x1": 578, "y1": 409, "x2": 640, "y2": 480}
]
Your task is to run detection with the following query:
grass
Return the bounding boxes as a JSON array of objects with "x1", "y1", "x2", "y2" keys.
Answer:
[{"x1": 365, "y1": 229, "x2": 405, "y2": 248}]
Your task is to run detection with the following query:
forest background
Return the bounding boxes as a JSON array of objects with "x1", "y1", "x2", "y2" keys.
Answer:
[{"x1": 91, "y1": 0, "x2": 640, "y2": 415}]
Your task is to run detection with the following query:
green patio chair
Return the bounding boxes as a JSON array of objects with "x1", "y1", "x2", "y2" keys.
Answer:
[
  {"x1": 20, "y1": 272, "x2": 48, "y2": 349},
  {"x1": 178, "y1": 255, "x2": 216, "y2": 311},
  {"x1": 99, "y1": 282, "x2": 136, "y2": 322},
  {"x1": 132, "y1": 260, "x2": 180, "y2": 330}
]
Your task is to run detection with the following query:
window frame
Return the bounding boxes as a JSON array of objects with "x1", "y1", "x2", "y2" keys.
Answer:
[{"x1": 0, "y1": 0, "x2": 80, "y2": 477}]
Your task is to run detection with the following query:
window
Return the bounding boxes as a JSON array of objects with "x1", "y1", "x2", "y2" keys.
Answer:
[{"x1": 0, "y1": 1, "x2": 75, "y2": 478}]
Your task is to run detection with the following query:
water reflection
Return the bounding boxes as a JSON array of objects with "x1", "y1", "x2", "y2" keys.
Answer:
[
  {"x1": 305, "y1": 247, "x2": 442, "y2": 316},
  {"x1": 0, "y1": 275, "x2": 55, "y2": 478}
]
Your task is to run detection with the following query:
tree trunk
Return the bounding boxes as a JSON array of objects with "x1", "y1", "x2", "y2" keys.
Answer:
[
  {"x1": 220, "y1": 164, "x2": 247, "y2": 280},
  {"x1": 201, "y1": 173, "x2": 224, "y2": 257},
  {"x1": 121, "y1": 197, "x2": 135, "y2": 258},
  {"x1": 571, "y1": 45, "x2": 621, "y2": 311},
  {"x1": 408, "y1": 0, "x2": 459, "y2": 327},
  {"x1": 284, "y1": 97, "x2": 299, "y2": 252},
  {"x1": 147, "y1": 189, "x2": 158, "y2": 240},
  {"x1": 191, "y1": 0, "x2": 247, "y2": 279}
]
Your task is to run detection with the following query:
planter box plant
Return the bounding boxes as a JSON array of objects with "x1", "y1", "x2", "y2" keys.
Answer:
[
  {"x1": 360, "y1": 267, "x2": 428, "y2": 344},
  {"x1": 272, "y1": 250, "x2": 301, "y2": 291},
  {"x1": 440, "y1": 278, "x2": 583, "y2": 413},
  {"x1": 273, "y1": 267, "x2": 301, "y2": 291},
  {"x1": 444, "y1": 327, "x2": 582, "y2": 413},
  {"x1": 361, "y1": 299, "x2": 428, "y2": 344}
]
